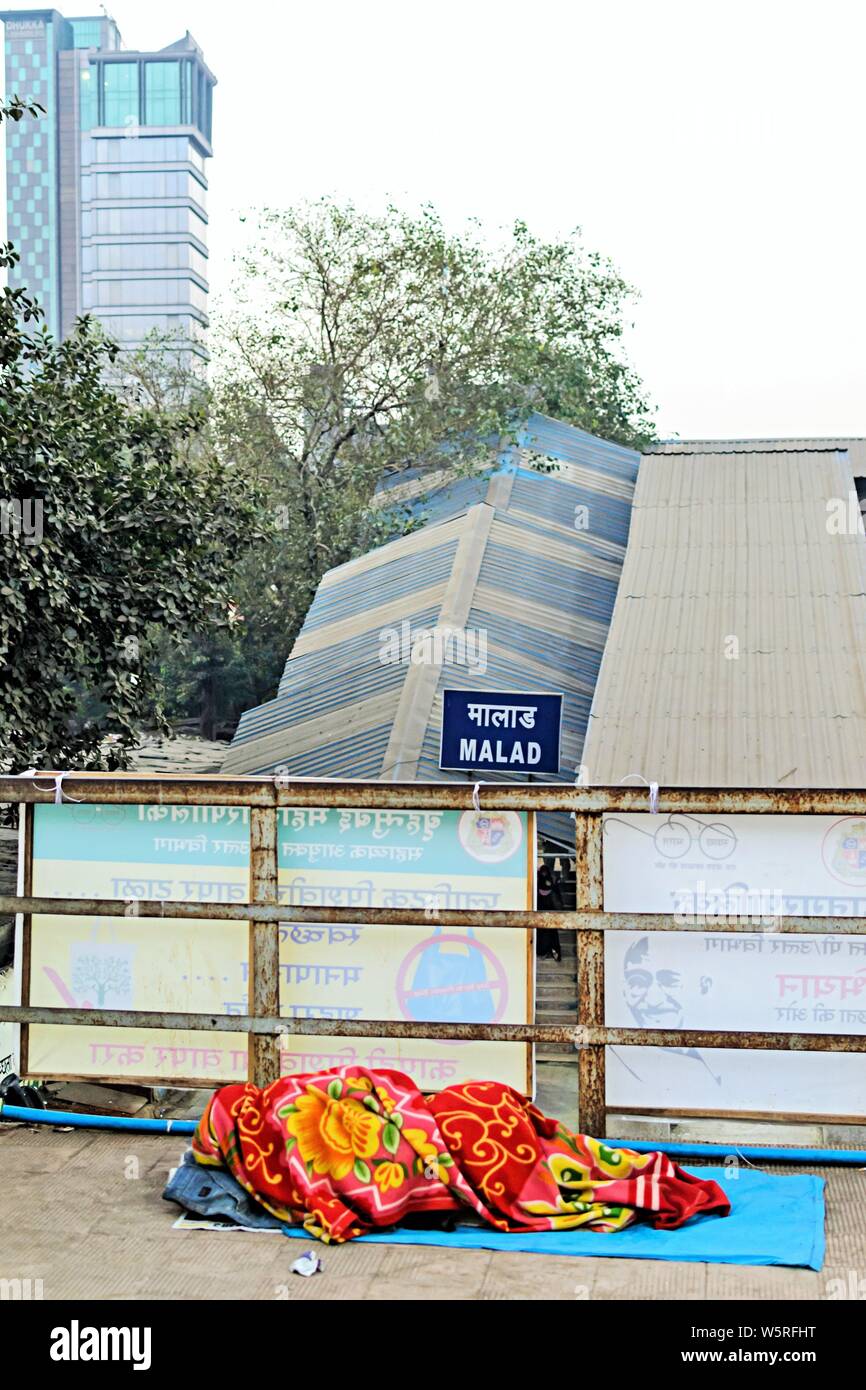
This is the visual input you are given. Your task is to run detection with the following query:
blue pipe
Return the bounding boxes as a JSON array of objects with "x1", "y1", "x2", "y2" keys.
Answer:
[
  {"x1": 1, "y1": 1104, "x2": 864, "y2": 1163},
  {"x1": 0, "y1": 1104, "x2": 197, "y2": 1134},
  {"x1": 608, "y1": 1137, "x2": 865, "y2": 1166}
]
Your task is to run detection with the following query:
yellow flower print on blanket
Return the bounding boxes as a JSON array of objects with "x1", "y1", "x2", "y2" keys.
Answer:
[
  {"x1": 285, "y1": 1082, "x2": 382, "y2": 1181},
  {"x1": 373, "y1": 1161, "x2": 405, "y2": 1193},
  {"x1": 192, "y1": 1068, "x2": 730, "y2": 1244}
]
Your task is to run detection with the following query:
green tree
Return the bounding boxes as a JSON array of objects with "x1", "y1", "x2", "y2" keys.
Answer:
[
  {"x1": 186, "y1": 200, "x2": 655, "y2": 729},
  {"x1": 0, "y1": 96, "x2": 263, "y2": 772}
]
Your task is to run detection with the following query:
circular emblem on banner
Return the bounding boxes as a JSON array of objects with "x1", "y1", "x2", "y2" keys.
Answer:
[
  {"x1": 822, "y1": 817, "x2": 866, "y2": 885},
  {"x1": 651, "y1": 815, "x2": 736, "y2": 860},
  {"x1": 652, "y1": 816, "x2": 692, "y2": 858},
  {"x1": 457, "y1": 810, "x2": 523, "y2": 863},
  {"x1": 396, "y1": 929, "x2": 509, "y2": 1037},
  {"x1": 697, "y1": 820, "x2": 737, "y2": 860}
]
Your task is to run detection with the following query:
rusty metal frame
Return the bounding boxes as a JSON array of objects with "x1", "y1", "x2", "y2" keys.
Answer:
[{"x1": 1, "y1": 773, "x2": 865, "y2": 1141}]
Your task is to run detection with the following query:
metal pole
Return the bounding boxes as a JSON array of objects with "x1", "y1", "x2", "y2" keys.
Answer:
[
  {"x1": 575, "y1": 811, "x2": 606, "y2": 1136},
  {"x1": 248, "y1": 806, "x2": 280, "y2": 1087},
  {"x1": 6, "y1": 774, "x2": 866, "y2": 816}
]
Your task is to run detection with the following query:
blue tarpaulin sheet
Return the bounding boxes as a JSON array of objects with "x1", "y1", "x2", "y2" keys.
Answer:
[{"x1": 281, "y1": 1167, "x2": 825, "y2": 1269}]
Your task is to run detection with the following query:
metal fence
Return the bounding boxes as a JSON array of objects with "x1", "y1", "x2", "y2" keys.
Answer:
[{"x1": 1, "y1": 773, "x2": 865, "y2": 1138}]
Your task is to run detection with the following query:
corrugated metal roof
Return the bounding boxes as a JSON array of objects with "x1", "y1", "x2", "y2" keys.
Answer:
[
  {"x1": 650, "y1": 437, "x2": 866, "y2": 474},
  {"x1": 224, "y1": 413, "x2": 640, "y2": 840},
  {"x1": 582, "y1": 449, "x2": 866, "y2": 787}
]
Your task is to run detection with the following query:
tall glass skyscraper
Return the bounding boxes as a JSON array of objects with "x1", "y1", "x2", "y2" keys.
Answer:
[{"x1": 1, "y1": 10, "x2": 215, "y2": 362}]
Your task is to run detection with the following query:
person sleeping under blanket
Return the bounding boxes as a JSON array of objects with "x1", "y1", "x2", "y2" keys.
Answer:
[{"x1": 166, "y1": 1066, "x2": 730, "y2": 1244}]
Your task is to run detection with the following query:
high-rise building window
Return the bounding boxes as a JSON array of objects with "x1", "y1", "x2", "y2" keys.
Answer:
[
  {"x1": 70, "y1": 19, "x2": 103, "y2": 50},
  {"x1": 84, "y1": 242, "x2": 209, "y2": 273},
  {"x1": 144, "y1": 62, "x2": 181, "y2": 126},
  {"x1": 181, "y1": 60, "x2": 193, "y2": 124},
  {"x1": 3, "y1": 14, "x2": 213, "y2": 354},
  {"x1": 103, "y1": 63, "x2": 139, "y2": 128},
  {"x1": 93, "y1": 169, "x2": 197, "y2": 198},
  {"x1": 80, "y1": 65, "x2": 98, "y2": 131},
  {"x1": 84, "y1": 205, "x2": 209, "y2": 238}
]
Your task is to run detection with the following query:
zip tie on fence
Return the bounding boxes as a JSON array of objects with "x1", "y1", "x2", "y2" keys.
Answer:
[
  {"x1": 16, "y1": 769, "x2": 84, "y2": 805},
  {"x1": 472, "y1": 782, "x2": 482, "y2": 814},
  {"x1": 52, "y1": 772, "x2": 84, "y2": 806},
  {"x1": 620, "y1": 772, "x2": 660, "y2": 815}
]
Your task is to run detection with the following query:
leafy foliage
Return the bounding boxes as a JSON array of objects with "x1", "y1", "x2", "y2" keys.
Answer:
[
  {"x1": 163, "y1": 201, "x2": 655, "y2": 732},
  {"x1": 0, "y1": 97, "x2": 263, "y2": 771}
]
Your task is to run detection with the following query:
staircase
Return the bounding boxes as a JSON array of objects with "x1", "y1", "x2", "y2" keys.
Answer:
[{"x1": 534, "y1": 861, "x2": 577, "y2": 1061}]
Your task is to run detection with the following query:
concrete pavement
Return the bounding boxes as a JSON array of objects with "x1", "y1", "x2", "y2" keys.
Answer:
[{"x1": 1, "y1": 1120, "x2": 862, "y2": 1301}]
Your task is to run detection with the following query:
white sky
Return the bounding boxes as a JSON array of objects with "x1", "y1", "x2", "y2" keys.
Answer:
[{"x1": 4, "y1": 0, "x2": 866, "y2": 439}]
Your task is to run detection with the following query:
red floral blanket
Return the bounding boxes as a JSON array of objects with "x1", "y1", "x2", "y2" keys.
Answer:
[{"x1": 192, "y1": 1067, "x2": 729, "y2": 1243}]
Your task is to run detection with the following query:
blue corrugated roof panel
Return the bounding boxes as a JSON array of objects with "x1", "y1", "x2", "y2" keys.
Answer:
[{"x1": 224, "y1": 412, "x2": 641, "y2": 832}]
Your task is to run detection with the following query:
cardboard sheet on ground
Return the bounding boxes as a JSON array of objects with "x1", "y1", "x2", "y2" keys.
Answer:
[{"x1": 279, "y1": 1167, "x2": 826, "y2": 1269}]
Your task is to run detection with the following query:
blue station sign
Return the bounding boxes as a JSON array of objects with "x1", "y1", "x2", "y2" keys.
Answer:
[{"x1": 439, "y1": 689, "x2": 563, "y2": 775}]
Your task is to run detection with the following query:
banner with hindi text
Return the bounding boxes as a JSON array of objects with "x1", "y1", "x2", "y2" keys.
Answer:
[
  {"x1": 603, "y1": 812, "x2": 866, "y2": 1118},
  {"x1": 22, "y1": 803, "x2": 534, "y2": 1092}
]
